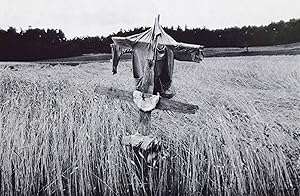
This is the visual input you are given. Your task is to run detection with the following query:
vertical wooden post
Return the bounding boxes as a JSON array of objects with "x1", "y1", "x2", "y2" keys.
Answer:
[
  {"x1": 139, "y1": 111, "x2": 151, "y2": 135},
  {"x1": 137, "y1": 59, "x2": 155, "y2": 135}
]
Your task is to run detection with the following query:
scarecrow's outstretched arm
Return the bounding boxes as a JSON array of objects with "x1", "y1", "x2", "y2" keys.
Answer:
[
  {"x1": 173, "y1": 42, "x2": 204, "y2": 63},
  {"x1": 110, "y1": 39, "x2": 132, "y2": 74}
]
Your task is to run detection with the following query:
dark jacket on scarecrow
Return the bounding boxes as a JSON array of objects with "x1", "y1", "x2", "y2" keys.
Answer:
[{"x1": 111, "y1": 16, "x2": 204, "y2": 98}]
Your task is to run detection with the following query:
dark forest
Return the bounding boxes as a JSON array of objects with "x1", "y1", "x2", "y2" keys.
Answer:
[{"x1": 0, "y1": 18, "x2": 299, "y2": 61}]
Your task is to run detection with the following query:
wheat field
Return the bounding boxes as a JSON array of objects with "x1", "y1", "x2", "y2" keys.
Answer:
[{"x1": 0, "y1": 55, "x2": 299, "y2": 195}]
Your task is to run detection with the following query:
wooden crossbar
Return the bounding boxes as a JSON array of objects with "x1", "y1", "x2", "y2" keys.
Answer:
[{"x1": 94, "y1": 86, "x2": 199, "y2": 114}]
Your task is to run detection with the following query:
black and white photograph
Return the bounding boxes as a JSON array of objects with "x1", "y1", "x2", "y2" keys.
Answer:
[{"x1": 0, "y1": 0, "x2": 299, "y2": 195}]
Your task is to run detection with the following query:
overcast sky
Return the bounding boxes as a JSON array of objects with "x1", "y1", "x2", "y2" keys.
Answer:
[{"x1": 1, "y1": 0, "x2": 299, "y2": 38}]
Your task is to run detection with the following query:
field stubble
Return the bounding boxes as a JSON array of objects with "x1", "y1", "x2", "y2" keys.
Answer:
[{"x1": 0, "y1": 55, "x2": 299, "y2": 195}]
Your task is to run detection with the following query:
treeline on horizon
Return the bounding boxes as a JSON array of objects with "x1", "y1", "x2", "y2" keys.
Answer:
[{"x1": 0, "y1": 18, "x2": 299, "y2": 61}]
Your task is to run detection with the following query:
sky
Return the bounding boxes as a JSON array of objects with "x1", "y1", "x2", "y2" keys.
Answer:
[{"x1": 0, "y1": 0, "x2": 299, "y2": 39}]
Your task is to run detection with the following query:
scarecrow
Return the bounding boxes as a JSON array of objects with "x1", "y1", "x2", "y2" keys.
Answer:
[{"x1": 109, "y1": 15, "x2": 204, "y2": 162}]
